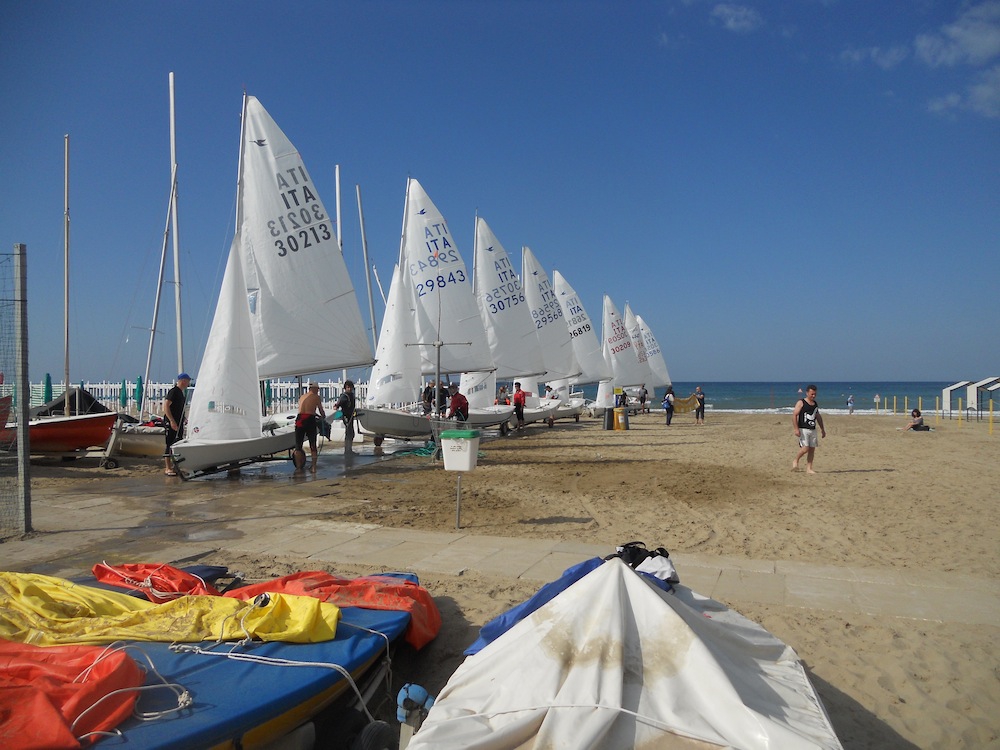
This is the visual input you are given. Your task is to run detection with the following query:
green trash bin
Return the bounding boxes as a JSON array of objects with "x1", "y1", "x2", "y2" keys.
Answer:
[{"x1": 440, "y1": 429, "x2": 481, "y2": 471}]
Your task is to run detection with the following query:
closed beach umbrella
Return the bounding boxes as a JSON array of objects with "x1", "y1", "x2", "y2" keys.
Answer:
[
  {"x1": 264, "y1": 380, "x2": 272, "y2": 408},
  {"x1": 119, "y1": 379, "x2": 128, "y2": 409},
  {"x1": 43, "y1": 373, "x2": 53, "y2": 402},
  {"x1": 134, "y1": 376, "x2": 144, "y2": 413}
]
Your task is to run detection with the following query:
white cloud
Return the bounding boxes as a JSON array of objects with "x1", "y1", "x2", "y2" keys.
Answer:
[
  {"x1": 915, "y1": 0, "x2": 1000, "y2": 67},
  {"x1": 840, "y1": 45, "x2": 909, "y2": 70},
  {"x1": 929, "y1": 63, "x2": 1000, "y2": 118},
  {"x1": 711, "y1": 3, "x2": 763, "y2": 34}
]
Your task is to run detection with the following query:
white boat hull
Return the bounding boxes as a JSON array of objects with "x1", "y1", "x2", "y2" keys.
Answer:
[
  {"x1": 550, "y1": 397, "x2": 585, "y2": 422},
  {"x1": 170, "y1": 431, "x2": 296, "y2": 476},
  {"x1": 466, "y1": 405, "x2": 515, "y2": 429},
  {"x1": 357, "y1": 407, "x2": 432, "y2": 442},
  {"x1": 509, "y1": 400, "x2": 560, "y2": 429}
]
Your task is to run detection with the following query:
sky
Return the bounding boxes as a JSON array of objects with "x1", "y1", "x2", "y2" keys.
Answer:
[{"x1": 1, "y1": 0, "x2": 997, "y2": 385}]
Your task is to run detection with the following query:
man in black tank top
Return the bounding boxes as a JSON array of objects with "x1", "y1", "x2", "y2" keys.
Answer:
[{"x1": 792, "y1": 384, "x2": 826, "y2": 474}]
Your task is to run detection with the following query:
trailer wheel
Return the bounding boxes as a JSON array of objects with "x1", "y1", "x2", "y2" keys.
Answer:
[
  {"x1": 547, "y1": 417, "x2": 555, "y2": 428},
  {"x1": 350, "y1": 720, "x2": 394, "y2": 750},
  {"x1": 574, "y1": 414, "x2": 580, "y2": 422},
  {"x1": 373, "y1": 434, "x2": 385, "y2": 447},
  {"x1": 103, "y1": 459, "x2": 119, "y2": 470},
  {"x1": 499, "y1": 422, "x2": 509, "y2": 436}
]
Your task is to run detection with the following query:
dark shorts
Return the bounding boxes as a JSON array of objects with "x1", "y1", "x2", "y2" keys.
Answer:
[
  {"x1": 295, "y1": 414, "x2": 318, "y2": 450},
  {"x1": 514, "y1": 404, "x2": 525, "y2": 421},
  {"x1": 165, "y1": 425, "x2": 183, "y2": 450}
]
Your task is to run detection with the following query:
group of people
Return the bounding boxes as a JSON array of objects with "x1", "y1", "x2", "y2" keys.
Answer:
[
  {"x1": 293, "y1": 380, "x2": 359, "y2": 471},
  {"x1": 659, "y1": 385, "x2": 705, "y2": 426}
]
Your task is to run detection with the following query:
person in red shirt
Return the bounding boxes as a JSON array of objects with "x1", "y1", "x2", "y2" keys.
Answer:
[
  {"x1": 512, "y1": 381, "x2": 527, "y2": 430},
  {"x1": 446, "y1": 383, "x2": 469, "y2": 421}
]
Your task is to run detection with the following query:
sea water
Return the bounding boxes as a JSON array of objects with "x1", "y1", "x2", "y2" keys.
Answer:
[{"x1": 576, "y1": 382, "x2": 959, "y2": 415}]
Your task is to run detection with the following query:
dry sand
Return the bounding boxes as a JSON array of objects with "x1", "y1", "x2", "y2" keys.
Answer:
[{"x1": 21, "y1": 411, "x2": 1000, "y2": 748}]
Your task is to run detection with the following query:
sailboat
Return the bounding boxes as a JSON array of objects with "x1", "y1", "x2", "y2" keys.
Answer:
[
  {"x1": 596, "y1": 295, "x2": 648, "y2": 414},
  {"x1": 549, "y1": 268, "x2": 611, "y2": 420},
  {"x1": 512, "y1": 245, "x2": 579, "y2": 427},
  {"x1": 171, "y1": 95, "x2": 373, "y2": 476},
  {"x1": 359, "y1": 180, "x2": 505, "y2": 443},
  {"x1": 637, "y1": 313, "x2": 671, "y2": 390},
  {"x1": 458, "y1": 217, "x2": 544, "y2": 425}
]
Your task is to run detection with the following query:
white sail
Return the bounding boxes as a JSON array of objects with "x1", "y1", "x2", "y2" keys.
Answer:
[
  {"x1": 521, "y1": 246, "x2": 579, "y2": 381},
  {"x1": 601, "y1": 296, "x2": 646, "y2": 388},
  {"x1": 624, "y1": 303, "x2": 654, "y2": 389},
  {"x1": 184, "y1": 235, "x2": 263, "y2": 442},
  {"x1": 472, "y1": 217, "x2": 545, "y2": 379},
  {"x1": 551, "y1": 269, "x2": 611, "y2": 383},
  {"x1": 637, "y1": 314, "x2": 671, "y2": 388},
  {"x1": 402, "y1": 179, "x2": 494, "y2": 375},
  {"x1": 366, "y1": 264, "x2": 422, "y2": 406},
  {"x1": 240, "y1": 97, "x2": 373, "y2": 379}
]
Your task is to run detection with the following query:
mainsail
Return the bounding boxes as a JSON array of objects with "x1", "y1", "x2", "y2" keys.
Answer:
[
  {"x1": 624, "y1": 303, "x2": 654, "y2": 387},
  {"x1": 637, "y1": 314, "x2": 671, "y2": 388},
  {"x1": 521, "y1": 246, "x2": 579, "y2": 382},
  {"x1": 472, "y1": 218, "x2": 545, "y2": 379},
  {"x1": 601, "y1": 295, "x2": 646, "y2": 388},
  {"x1": 551, "y1": 269, "x2": 611, "y2": 384},
  {"x1": 401, "y1": 179, "x2": 493, "y2": 376},
  {"x1": 239, "y1": 97, "x2": 373, "y2": 379}
]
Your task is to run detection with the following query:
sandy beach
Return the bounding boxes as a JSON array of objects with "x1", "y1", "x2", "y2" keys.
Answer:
[{"x1": 10, "y1": 411, "x2": 1000, "y2": 748}]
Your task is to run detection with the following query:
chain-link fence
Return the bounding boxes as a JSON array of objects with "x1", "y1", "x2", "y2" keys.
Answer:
[{"x1": 1, "y1": 246, "x2": 29, "y2": 538}]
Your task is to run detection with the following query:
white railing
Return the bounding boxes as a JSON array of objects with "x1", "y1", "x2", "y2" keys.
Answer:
[{"x1": 0, "y1": 379, "x2": 369, "y2": 417}]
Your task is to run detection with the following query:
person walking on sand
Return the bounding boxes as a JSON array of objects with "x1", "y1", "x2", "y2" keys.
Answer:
[
  {"x1": 692, "y1": 386, "x2": 706, "y2": 425},
  {"x1": 662, "y1": 386, "x2": 675, "y2": 425},
  {"x1": 638, "y1": 384, "x2": 648, "y2": 414},
  {"x1": 793, "y1": 384, "x2": 826, "y2": 474},
  {"x1": 294, "y1": 381, "x2": 326, "y2": 472},
  {"x1": 163, "y1": 373, "x2": 191, "y2": 476},
  {"x1": 847, "y1": 393, "x2": 855, "y2": 415}
]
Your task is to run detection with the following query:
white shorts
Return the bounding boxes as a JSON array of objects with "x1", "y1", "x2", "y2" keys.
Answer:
[{"x1": 798, "y1": 428, "x2": 817, "y2": 448}]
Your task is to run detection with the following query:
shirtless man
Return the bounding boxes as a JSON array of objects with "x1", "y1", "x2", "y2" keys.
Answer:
[{"x1": 295, "y1": 381, "x2": 326, "y2": 471}]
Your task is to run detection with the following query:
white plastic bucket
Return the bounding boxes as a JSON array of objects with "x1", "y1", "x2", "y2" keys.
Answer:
[{"x1": 440, "y1": 429, "x2": 481, "y2": 472}]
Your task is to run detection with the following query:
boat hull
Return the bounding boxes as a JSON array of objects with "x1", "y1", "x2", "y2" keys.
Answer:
[
  {"x1": 508, "y1": 400, "x2": 560, "y2": 429},
  {"x1": 357, "y1": 407, "x2": 432, "y2": 441},
  {"x1": 170, "y1": 431, "x2": 296, "y2": 476},
  {"x1": 111, "y1": 423, "x2": 167, "y2": 458},
  {"x1": 0, "y1": 412, "x2": 117, "y2": 453}
]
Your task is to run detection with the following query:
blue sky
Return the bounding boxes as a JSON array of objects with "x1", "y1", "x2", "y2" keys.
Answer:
[{"x1": 2, "y1": 0, "x2": 997, "y2": 384}]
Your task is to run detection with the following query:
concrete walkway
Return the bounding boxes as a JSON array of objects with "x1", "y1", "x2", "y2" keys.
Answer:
[{"x1": 3, "y1": 460, "x2": 997, "y2": 627}]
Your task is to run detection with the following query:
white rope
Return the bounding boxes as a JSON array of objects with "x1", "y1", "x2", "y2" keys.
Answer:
[
  {"x1": 170, "y1": 642, "x2": 380, "y2": 723},
  {"x1": 69, "y1": 642, "x2": 193, "y2": 743},
  {"x1": 94, "y1": 560, "x2": 213, "y2": 601}
]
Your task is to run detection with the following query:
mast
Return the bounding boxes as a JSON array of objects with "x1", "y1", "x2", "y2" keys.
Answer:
[
  {"x1": 63, "y1": 134, "x2": 70, "y2": 416},
  {"x1": 356, "y1": 184, "x2": 377, "y2": 351},
  {"x1": 336, "y1": 164, "x2": 346, "y2": 383},
  {"x1": 169, "y1": 72, "x2": 184, "y2": 374},
  {"x1": 142, "y1": 165, "x2": 178, "y2": 419}
]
